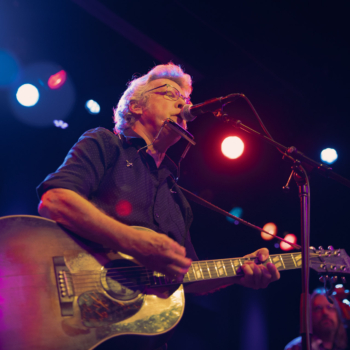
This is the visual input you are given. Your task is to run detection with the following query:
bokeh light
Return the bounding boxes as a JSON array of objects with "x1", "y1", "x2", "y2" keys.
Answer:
[
  {"x1": 261, "y1": 222, "x2": 277, "y2": 241},
  {"x1": 16, "y1": 84, "x2": 40, "y2": 107},
  {"x1": 53, "y1": 120, "x2": 68, "y2": 129},
  {"x1": 85, "y1": 99, "x2": 100, "y2": 114},
  {"x1": 280, "y1": 233, "x2": 297, "y2": 251},
  {"x1": 221, "y1": 136, "x2": 244, "y2": 159},
  {"x1": 48, "y1": 70, "x2": 67, "y2": 89},
  {"x1": 9, "y1": 62, "x2": 75, "y2": 127},
  {"x1": 226, "y1": 207, "x2": 243, "y2": 224},
  {"x1": 115, "y1": 200, "x2": 132, "y2": 216},
  {"x1": 320, "y1": 148, "x2": 338, "y2": 164}
]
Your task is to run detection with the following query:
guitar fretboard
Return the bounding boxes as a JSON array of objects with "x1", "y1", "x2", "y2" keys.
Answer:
[
  {"x1": 183, "y1": 253, "x2": 302, "y2": 283},
  {"x1": 148, "y1": 253, "x2": 304, "y2": 286},
  {"x1": 149, "y1": 252, "x2": 303, "y2": 286}
]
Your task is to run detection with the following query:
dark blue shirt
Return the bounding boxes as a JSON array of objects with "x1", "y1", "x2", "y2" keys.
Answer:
[{"x1": 37, "y1": 127, "x2": 198, "y2": 260}]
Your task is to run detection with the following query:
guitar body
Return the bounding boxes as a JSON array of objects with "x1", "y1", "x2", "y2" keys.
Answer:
[{"x1": 0, "y1": 215, "x2": 184, "y2": 350}]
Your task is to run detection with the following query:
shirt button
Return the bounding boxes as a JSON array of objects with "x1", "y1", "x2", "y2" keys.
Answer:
[{"x1": 155, "y1": 213, "x2": 160, "y2": 218}]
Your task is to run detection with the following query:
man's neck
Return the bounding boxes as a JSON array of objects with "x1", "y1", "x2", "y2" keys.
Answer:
[
  {"x1": 315, "y1": 333, "x2": 335, "y2": 349},
  {"x1": 128, "y1": 127, "x2": 168, "y2": 168},
  {"x1": 146, "y1": 146, "x2": 166, "y2": 168}
]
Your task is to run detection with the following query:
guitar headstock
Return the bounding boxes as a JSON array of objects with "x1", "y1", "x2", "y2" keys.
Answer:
[{"x1": 310, "y1": 247, "x2": 350, "y2": 279}]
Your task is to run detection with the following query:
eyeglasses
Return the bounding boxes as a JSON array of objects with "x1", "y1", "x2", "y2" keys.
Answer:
[{"x1": 142, "y1": 84, "x2": 191, "y2": 105}]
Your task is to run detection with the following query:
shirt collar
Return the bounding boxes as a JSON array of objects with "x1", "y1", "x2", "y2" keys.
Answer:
[{"x1": 116, "y1": 132, "x2": 178, "y2": 178}]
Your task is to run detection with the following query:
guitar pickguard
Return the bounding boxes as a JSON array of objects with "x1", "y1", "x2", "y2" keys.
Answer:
[{"x1": 78, "y1": 291, "x2": 144, "y2": 327}]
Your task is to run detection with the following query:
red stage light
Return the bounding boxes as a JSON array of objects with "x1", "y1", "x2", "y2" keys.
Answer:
[
  {"x1": 48, "y1": 70, "x2": 67, "y2": 89},
  {"x1": 115, "y1": 200, "x2": 132, "y2": 216},
  {"x1": 261, "y1": 222, "x2": 277, "y2": 241},
  {"x1": 221, "y1": 136, "x2": 244, "y2": 159},
  {"x1": 280, "y1": 233, "x2": 297, "y2": 251}
]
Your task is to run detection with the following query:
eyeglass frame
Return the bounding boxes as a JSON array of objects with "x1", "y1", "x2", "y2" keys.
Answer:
[{"x1": 142, "y1": 84, "x2": 191, "y2": 105}]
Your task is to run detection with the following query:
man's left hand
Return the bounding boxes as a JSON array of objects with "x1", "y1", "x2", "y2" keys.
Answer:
[{"x1": 237, "y1": 248, "x2": 280, "y2": 289}]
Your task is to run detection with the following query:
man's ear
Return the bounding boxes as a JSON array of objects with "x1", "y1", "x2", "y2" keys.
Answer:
[{"x1": 129, "y1": 100, "x2": 143, "y2": 115}]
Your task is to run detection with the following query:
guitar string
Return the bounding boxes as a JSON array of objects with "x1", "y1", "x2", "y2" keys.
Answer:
[
  {"x1": 67, "y1": 255, "x2": 319, "y2": 290},
  {"x1": 70, "y1": 257, "x2": 302, "y2": 282},
  {"x1": 68, "y1": 254, "x2": 320, "y2": 281},
  {"x1": 67, "y1": 253, "x2": 312, "y2": 276}
]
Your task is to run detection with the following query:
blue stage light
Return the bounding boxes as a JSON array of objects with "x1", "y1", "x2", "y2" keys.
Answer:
[
  {"x1": 53, "y1": 120, "x2": 68, "y2": 129},
  {"x1": 320, "y1": 148, "x2": 338, "y2": 164},
  {"x1": 226, "y1": 207, "x2": 243, "y2": 223},
  {"x1": 16, "y1": 84, "x2": 39, "y2": 107},
  {"x1": 85, "y1": 100, "x2": 100, "y2": 114}
]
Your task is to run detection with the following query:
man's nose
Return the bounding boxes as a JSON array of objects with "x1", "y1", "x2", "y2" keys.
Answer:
[{"x1": 175, "y1": 98, "x2": 186, "y2": 110}]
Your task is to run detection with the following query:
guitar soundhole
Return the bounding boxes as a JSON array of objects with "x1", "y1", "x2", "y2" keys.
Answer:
[{"x1": 101, "y1": 260, "x2": 147, "y2": 301}]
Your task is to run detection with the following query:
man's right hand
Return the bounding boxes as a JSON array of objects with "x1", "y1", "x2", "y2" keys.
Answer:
[{"x1": 122, "y1": 228, "x2": 192, "y2": 282}]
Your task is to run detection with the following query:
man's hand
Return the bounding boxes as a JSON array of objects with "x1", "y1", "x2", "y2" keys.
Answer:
[
  {"x1": 122, "y1": 228, "x2": 192, "y2": 281},
  {"x1": 236, "y1": 248, "x2": 280, "y2": 289}
]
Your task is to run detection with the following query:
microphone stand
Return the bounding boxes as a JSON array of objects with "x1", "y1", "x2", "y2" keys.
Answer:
[{"x1": 217, "y1": 114, "x2": 350, "y2": 350}]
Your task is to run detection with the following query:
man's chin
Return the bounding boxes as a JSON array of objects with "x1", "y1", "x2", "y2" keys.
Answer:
[{"x1": 317, "y1": 319, "x2": 336, "y2": 332}]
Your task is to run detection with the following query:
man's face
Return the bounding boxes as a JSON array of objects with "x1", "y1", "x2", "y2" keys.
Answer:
[
  {"x1": 312, "y1": 295, "x2": 339, "y2": 336},
  {"x1": 138, "y1": 78, "x2": 189, "y2": 143}
]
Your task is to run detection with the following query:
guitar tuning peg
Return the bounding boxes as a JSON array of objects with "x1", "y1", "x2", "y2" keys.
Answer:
[
  {"x1": 319, "y1": 275, "x2": 329, "y2": 283},
  {"x1": 328, "y1": 246, "x2": 334, "y2": 251}
]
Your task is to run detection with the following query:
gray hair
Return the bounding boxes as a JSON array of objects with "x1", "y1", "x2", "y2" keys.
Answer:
[{"x1": 113, "y1": 62, "x2": 192, "y2": 134}]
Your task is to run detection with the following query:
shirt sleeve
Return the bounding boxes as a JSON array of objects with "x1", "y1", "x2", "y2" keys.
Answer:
[{"x1": 36, "y1": 128, "x2": 119, "y2": 200}]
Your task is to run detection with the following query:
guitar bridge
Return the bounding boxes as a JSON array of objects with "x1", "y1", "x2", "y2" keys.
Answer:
[{"x1": 53, "y1": 256, "x2": 74, "y2": 316}]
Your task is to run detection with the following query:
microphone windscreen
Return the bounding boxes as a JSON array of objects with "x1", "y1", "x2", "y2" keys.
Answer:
[{"x1": 180, "y1": 104, "x2": 197, "y2": 122}]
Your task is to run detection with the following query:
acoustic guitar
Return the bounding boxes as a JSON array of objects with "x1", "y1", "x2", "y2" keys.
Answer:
[{"x1": 0, "y1": 215, "x2": 349, "y2": 349}]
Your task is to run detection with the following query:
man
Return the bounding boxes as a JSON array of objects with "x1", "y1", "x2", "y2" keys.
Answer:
[
  {"x1": 37, "y1": 63, "x2": 280, "y2": 346},
  {"x1": 285, "y1": 289, "x2": 348, "y2": 350}
]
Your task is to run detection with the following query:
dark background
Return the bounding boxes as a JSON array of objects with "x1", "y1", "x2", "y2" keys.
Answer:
[{"x1": 1, "y1": 1, "x2": 350, "y2": 349}]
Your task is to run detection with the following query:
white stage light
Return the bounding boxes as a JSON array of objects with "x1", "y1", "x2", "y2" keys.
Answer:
[
  {"x1": 86, "y1": 100, "x2": 100, "y2": 114},
  {"x1": 16, "y1": 84, "x2": 39, "y2": 107},
  {"x1": 320, "y1": 148, "x2": 338, "y2": 164}
]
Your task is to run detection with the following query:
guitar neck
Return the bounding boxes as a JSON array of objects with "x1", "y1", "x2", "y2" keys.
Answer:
[{"x1": 182, "y1": 252, "x2": 302, "y2": 283}]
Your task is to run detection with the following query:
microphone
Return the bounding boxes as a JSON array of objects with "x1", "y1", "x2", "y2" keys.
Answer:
[{"x1": 180, "y1": 93, "x2": 242, "y2": 121}]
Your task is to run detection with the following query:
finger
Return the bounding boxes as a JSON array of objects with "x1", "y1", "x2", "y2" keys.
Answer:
[
  {"x1": 170, "y1": 240, "x2": 186, "y2": 256},
  {"x1": 241, "y1": 263, "x2": 262, "y2": 289},
  {"x1": 266, "y1": 263, "x2": 281, "y2": 281},
  {"x1": 243, "y1": 248, "x2": 269, "y2": 262},
  {"x1": 259, "y1": 266, "x2": 273, "y2": 288},
  {"x1": 164, "y1": 264, "x2": 189, "y2": 279},
  {"x1": 256, "y1": 248, "x2": 269, "y2": 262},
  {"x1": 166, "y1": 250, "x2": 192, "y2": 267}
]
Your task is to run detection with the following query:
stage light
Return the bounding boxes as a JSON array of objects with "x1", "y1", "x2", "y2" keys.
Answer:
[
  {"x1": 0, "y1": 50, "x2": 19, "y2": 86},
  {"x1": 53, "y1": 120, "x2": 68, "y2": 129},
  {"x1": 115, "y1": 200, "x2": 132, "y2": 216},
  {"x1": 9, "y1": 62, "x2": 75, "y2": 127},
  {"x1": 280, "y1": 233, "x2": 297, "y2": 251},
  {"x1": 85, "y1": 100, "x2": 100, "y2": 114},
  {"x1": 261, "y1": 222, "x2": 277, "y2": 241},
  {"x1": 226, "y1": 207, "x2": 243, "y2": 224},
  {"x1": 16, "y1": 84, "x2": 40, "y2": 107},
  {"x1": 343, "y1": 299, "x2": 350, "y2": 305},
  {"x1": 335, "y1": 284, "x2": 344, "y2": 289},
  {"x1": 320, "y1": 148, "x2": 338, "y2": 164},
  {"x1": 48, "y1": 70, "x2": 67, "y2": 89},
  {"x1": 221, "y1": 136, "x2": 244, "y2": 159}
]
